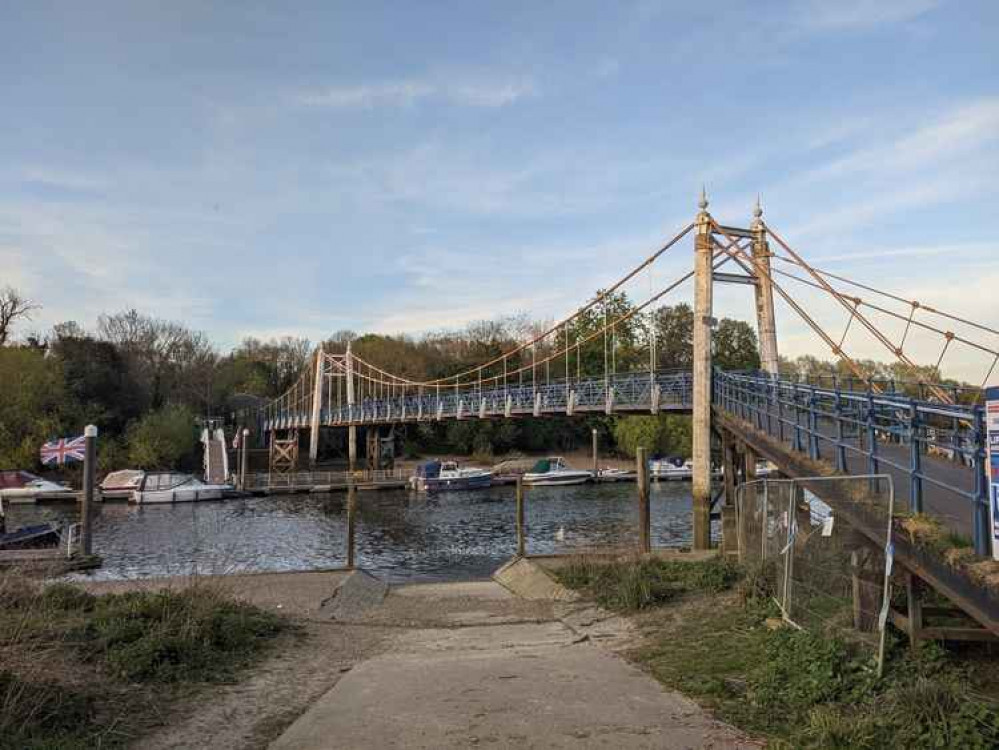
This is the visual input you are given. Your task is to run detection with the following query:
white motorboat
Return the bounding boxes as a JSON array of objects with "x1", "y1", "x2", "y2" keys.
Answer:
[
  {"x1": 0, "y1": 471, "x2": 71, "y2": 501},
  {"x1": 522, "y1": 457, "x2": 593, "y2": 486},
  {"x1": 130, "y1": 472, "x2": 232, "y2": 504},
  {"x1": 100, "y1": 470, "x2": 145, "y2": 492},
  {"x1": 596, "y1": 468, "x2": 636, "y2": 482},
  {"x1": 650, "y1": 457, "x2": 693, "y2": 481},
  {"x1": 410, "y1": 460, "x2": 493, "y2": 492}
]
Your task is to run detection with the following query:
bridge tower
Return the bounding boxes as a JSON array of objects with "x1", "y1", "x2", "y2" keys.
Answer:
[
  {"x1": 691, "y1": 189, "x2": 714, "y2": 550},
  {"x1": 692, "y1": 191, "x2": 782, "y2": 550},
  {"x1": 308, "y1": 344, "x2": 325, "y2": 467},
  {"x1": 751, "y1": 198, "x2": 779, "y2": 377}
]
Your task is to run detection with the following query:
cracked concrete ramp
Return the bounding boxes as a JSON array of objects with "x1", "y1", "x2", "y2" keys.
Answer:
[
  {"x1": 271, "y1": 581, "x2": 758, "y2": 750},
  {"x1": 492, "y1": 556, "x2": 580, "y2": 601},
  {"x1": 318, "y1": 569, "x2": 388, "y2": 620}
]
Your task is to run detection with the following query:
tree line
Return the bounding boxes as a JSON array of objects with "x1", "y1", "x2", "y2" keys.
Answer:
[{"x1": 0, "y1": 283, "x2": 961, "y2": 473}]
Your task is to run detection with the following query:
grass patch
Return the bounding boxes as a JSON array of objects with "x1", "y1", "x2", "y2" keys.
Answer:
[
  {"x1": 556, "y1": 555, "x2": 742, "y2": 611},
  {"x1": 562, "y1": 556, "x2": 999, "y2": 749},
  {"x1": 0, "y1": 575, "x2": 290, "y2": 750}
]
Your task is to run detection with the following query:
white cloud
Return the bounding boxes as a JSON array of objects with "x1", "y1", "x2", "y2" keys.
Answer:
[
  {"x1": 19, "y1": 167, "x2": 107, "y2": 192},
  {"x1": 297, "y1": 76, "x2": 536, "y2": 109},
  {"x1": 795, "y1": 0, "x2": 940, "y2": 32}
]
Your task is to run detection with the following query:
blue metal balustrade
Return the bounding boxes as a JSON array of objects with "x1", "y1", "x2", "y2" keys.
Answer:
[{"x1": 713, "y1": 370, "x2": 990, "y2": 555}]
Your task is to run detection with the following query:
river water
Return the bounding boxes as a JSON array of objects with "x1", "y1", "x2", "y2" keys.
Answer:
[{"x1": 10, "y1": 482, "x2": 714, "y2": 583}]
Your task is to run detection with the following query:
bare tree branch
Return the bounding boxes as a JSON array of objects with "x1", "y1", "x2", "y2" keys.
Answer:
[{"x1": 0, "y1": 286, "x2": 40, "y2": 346}]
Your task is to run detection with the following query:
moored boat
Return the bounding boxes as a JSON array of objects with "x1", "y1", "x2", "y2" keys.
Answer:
[
  {"x1": 0, "y1": 497, "x2": 62, "y2": 550},
  {"x1": 522, "y1": 457, "x2": 592, "y2": 486},
  {"x1": 0, "y1": 470, "x2": 71, "y2": 501},
  {"x1": 650, "y1": 457, "x2": 693, "y2": 481},
  {"x1": 131, "y1": 472, "x2": 232, "y2": 504},
  {"x1": 410, "y1": 461, "x2": 492, "y2": 492},
  {"x1": 100, "y1": 469, "x2": 146, "y2": 492},
  {"x1": 596, "y1": 468, "x2": 636, "y2": 482}
]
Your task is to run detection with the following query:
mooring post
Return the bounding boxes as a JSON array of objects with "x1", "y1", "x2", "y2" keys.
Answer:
[
  {"x1": 750, "y1": 197, "x2": 779, "y2": 377},
  {"x1": 591, "y1": 428, "x2": 599, "y2": 478},
  {"x1": 346, "y1": 484, "x2": 357, "y2": 569},
  {"x1": 80, "y1": 424, "x2": 97, "y2": 556},
  {"x1": 240, "y1": 428, "x2": 249, "y2": 491},
  {"x1": 637, "y1": 446, "x2": 651, "y2": 554},
  {"x1": 516, "y1": 476, "x2": 526, "y2": 557},
  {"x1": 692, "y1": 189, "x2": 713, "y2": 551}
]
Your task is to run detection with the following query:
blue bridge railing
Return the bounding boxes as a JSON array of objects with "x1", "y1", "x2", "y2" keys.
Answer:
[
  {"x1": 713, "y1": 371, "x2": 990, "y2": 555},
  {"x1": 263, "y1": 371, "x2": 694, "y2": 431}
]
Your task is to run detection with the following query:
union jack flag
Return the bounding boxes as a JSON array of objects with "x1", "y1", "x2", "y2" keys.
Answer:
[{"x1": 40, "y1": 436, "x2": 86, "y2": 465}]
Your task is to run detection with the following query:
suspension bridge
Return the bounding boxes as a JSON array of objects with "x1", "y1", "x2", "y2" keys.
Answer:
[{"x1": 241, "y1": 191, "x2": 999, "y2": 635}]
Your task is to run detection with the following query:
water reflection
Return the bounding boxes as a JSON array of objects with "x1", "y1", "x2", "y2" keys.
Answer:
[{"x1": 9, "y1": 482, "x2": 716, "y2": 583}]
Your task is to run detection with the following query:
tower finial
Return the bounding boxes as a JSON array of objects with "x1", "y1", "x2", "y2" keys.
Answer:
[
  {"x1": 751, "y1": 193, "x2": 764, "y2": 230},
  {"x1": 698, "y1": 185, "x2": 709, "y2": 211}
]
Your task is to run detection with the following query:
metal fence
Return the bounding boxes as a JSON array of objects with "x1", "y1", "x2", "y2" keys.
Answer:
[
  {"x1": 715, "y1": 370, "x2": 989, "y2": 555},
  {"x1": 736, "y1": 475, "x2": 895, "y2": 674}
]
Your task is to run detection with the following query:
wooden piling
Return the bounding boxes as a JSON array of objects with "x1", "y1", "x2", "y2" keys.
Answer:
[
  {"x1": 80, "y1": 425, "x2": 97, "y2": 556},
  {"x1": 591, "y1": 428, "x2": 598, "y2": 478},
  {"x1": 637, "y1": 447, "x2": 651, "y2": 554},
  {"x1": 516, "y1": 476, "x2": 525, "y2": 557},
  {"x1": 239, "y1": 428, "x2": 249, "y2": 490},
  {"x1": 346, "y1": 485, "x2": 357, "y2": 569}
]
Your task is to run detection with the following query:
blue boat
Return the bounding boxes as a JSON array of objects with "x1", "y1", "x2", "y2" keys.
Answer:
[{"x1": 410, "y1": 461, "x2": 493, "y2": 493}]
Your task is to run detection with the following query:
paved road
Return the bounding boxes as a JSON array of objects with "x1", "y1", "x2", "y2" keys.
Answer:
[{"x1": 270, "y1": 580, "x2": 758, "y2": 750}]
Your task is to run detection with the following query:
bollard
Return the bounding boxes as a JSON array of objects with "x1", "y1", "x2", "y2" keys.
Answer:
[
  {"x1": 346, "y1": 484, "x2": 357, "y2": 569},
  {"x1": 637, "y1": 446, "x2": 650, "y2": 554},
  {"x1": 516, "y1": 476, "x2": 525, "y2": 557},
  {"x1": 81, "y1": 424, "x2": 97, "y2": 556}
]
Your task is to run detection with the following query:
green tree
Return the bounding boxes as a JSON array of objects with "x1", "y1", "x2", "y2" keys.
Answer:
[
  {"x1": 126, "y1": 404, "x2": 198, "y2": 469},
  {"x1": 612, "y1": 415, "x2": 691, "y2": 458},
  {"x1": 714, "y1": 319, "x2": 760, "y2": 370},
  {"x1": 0, "y1": 347, "x2": 69, "y2": 468}
]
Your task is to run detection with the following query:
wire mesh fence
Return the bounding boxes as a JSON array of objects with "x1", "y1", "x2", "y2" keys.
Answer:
[{"x1": 736, "y1": 475, "x2": 895, "y2": 673}]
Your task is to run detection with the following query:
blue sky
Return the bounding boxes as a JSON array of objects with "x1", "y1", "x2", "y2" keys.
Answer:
[{"x1": 2, "y1": 1, "x2": 997, "y2": 381}]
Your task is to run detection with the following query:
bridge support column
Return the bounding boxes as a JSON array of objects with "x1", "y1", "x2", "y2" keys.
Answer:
[
  {"x1": 346, "y1": 343, "x2": 357, "y2": 475},
  {"x1": 309, "y1": 345, "x2": 324, "y2": 467},
  {"x1": 751, "y1": 198, "x2": 779, "y2": 377},
  {"x1": 692, "y1": 190, "x2": 713, "y2": 551}
]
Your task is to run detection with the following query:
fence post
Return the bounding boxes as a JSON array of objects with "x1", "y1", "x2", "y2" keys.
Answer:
[
  {"x1": 867, "y1": 392, "x2": 879, "y2": 476},
  {"x1": 807, "y1": 386, "x2": 819, "y2": 460},
  {"x1": 834, "y1": 390, "x2": 847, "y2": 472},
  {"x1": 909, "y1": 403, "x2": 923, "y2": 513},
  {"x1": 973, "y1": 409, "x2": 989, "y2": 556},
  {"x1": 80, "y1": 424, "x2": 97, "y2": 557},
  {"x1": 637, "y1": 447, "x2": 651, "y2": 554},
  {"x1": 516, "y1": 476, "x2": 526, "y2": 557}
]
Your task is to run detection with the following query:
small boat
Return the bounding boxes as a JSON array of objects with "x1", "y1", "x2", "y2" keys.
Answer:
[
  {"x1": 0, "y1": 470, "x2": 71, "y2": 501},
  {"x1": 131, "y1": 472, "x2": 232, "y2": 504},
  {"x1": 100, "y1": 470, "x2": 145, "y2": 492},
  {"x1": 597, "y1": 468, "x2": 636, "y2": 482},
  {"x1": 650, "y1": 457, "x2": 693, "y2": 481},
  {"x1": 410, "y1": 461, "x2": 492, "y2": 492},
  {"x1": 522, "y1": 457, "x2": 593, "y2": 486},
  {"x1": 0, "y1": 497, "x2": 62, "y2": 550}
]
